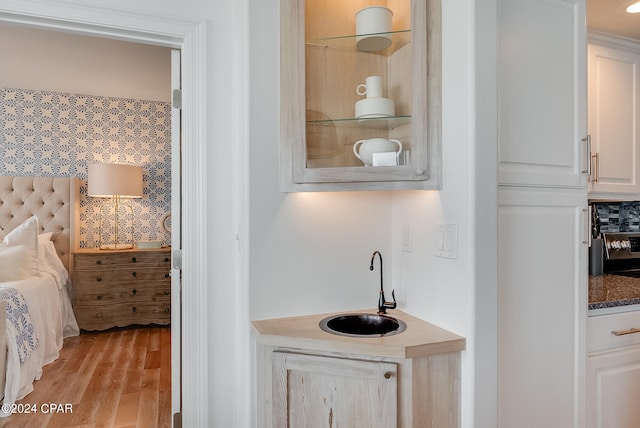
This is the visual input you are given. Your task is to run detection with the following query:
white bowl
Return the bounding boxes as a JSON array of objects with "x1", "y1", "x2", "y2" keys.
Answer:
[{"x1": 355, "y1": 97, "x2": 395, "y2": 119}]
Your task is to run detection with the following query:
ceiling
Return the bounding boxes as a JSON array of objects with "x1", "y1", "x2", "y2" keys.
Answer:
[{"x1": 588, "y1": 0, "x2": 640, "y2": 40}]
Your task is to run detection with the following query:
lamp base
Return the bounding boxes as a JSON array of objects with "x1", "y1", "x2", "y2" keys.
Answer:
[{"x1": 100, "y1": 243, "x2": 134, "y2": 250}]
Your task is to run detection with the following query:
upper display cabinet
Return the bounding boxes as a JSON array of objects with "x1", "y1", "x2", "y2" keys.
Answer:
[{"x1": 280, "y1": 0, "x2": 442, "y2": 192}]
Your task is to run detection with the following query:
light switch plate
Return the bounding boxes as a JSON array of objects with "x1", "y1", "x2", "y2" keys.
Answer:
[
  {"x1": 435, "y1": 224, "x2": 458, "y2": 259},
  {"x1": 401, "y1": 223, "x2": 413, "y2": 252}
]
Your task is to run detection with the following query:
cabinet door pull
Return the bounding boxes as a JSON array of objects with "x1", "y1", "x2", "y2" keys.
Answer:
[
  {"x1": 96, "y1": 277, "x2": 102, "y2": 282},
  {"x1": 581, "y1": 135, "x2": 591, "y2": 175},
  {"x1": 131, "y1": 257, "x2": 137, "y2": 263},
  {"x1": 383, "y1": 372, "x2": 393, "y2": 379},
  {"x1": 96, "y1": 295, "x2": 102, "y2": 300},
  {"x1": 132, "y1": 307, "x2": 137, "y2": 313},
  {"x1": 164, "y1": 308, "x2": 170, "y2": 313},
  {"x1": 132, "y1": 271, "x2": 137, "y2": 278},
  {"x1": 164, "y1": 291, "x2": 170, "y2": 296},
  {"x1": 164, "y1": 257, "x2": 170, "y2": 263},
  {"x1": 165, "y1": 273, "x2": 170, "y2": 278},
  {"x1": 591, "y1": 153, "x2": 599, "y2": 183},
  {"x1": 96, "y1": 260, "x2": 102, "y2": 265},
  {"x1": 611, "y1": 328, "x2": 640, "y2": 336},
  {"x1": 132, "y1": 289, "x2": 137, "y2": 296}
]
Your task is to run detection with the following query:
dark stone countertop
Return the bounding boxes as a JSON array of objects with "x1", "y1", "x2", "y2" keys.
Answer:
[{"x1": 589, "y1": 274, "x2": 640, "y2": 310}]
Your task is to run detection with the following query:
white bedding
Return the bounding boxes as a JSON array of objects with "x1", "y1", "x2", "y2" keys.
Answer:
[{"x1": 0, "y1": 240, "x2": 79, "y2": 416}]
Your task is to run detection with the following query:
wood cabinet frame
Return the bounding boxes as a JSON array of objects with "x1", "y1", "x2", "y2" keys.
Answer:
[{"x1": 279, "y1": 0, "x2": 442, "y2": 192}]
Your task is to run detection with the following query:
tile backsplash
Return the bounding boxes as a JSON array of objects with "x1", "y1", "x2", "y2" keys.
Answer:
[{"x1": 594, "y1": 201, "x2": 640, "y2": 233}]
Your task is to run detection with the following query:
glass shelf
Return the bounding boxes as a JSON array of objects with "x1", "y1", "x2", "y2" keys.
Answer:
[
  {"x1": 307, "y1": 115, "x2": 411, "y2": 130},
  {"x1": 307, "y1": 30, "x2": 411, "y2": 55}
]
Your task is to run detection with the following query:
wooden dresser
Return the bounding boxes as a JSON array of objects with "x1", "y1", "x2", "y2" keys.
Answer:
[{"x1": 71, "y1": 247, "x2": 171, "y2": 331}]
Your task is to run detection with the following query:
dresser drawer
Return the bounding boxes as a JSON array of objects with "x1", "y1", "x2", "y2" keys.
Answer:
[
  {"x1": 74, "y1": 250, "x2": 171, "y2": 270},
  {"x1": 74, "y1": 302, "x2": 171, "y2": 330},
  {"x1": 73, "y1": 283, "x2": 170, "y2": 305},
  {"x1": 588, "y1": 310, "x2": 640, "y2": 353},
  {"x1": 74, "y1": 268, "x2": 170, "y2": 284}
]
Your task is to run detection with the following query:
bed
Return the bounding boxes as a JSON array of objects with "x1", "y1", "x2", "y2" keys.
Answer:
[{"x1": 0, "y1": 176, "x2": 80, "y2": 416}]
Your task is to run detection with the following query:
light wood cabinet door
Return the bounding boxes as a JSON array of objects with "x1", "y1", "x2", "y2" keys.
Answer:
[
  {"x1": 588, "y1": 41, "x2": 640, "y2": 195},
  {"x1": 587, "y1": 345, "x2": 640, "y2": 428},
  {"x1": 272, "y1": 352, "x2": 398, "y2": 427}
]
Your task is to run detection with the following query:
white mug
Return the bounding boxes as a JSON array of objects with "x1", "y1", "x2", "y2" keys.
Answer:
[
  {"x1": 355, "y1": 6, "x2": 393, "y2": 52},
  {"x1": 356, "y1": 76, "x2": 383, "y2": 99}
]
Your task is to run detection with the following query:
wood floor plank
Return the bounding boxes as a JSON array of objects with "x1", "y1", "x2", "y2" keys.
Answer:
[{"x1": 0, "y1": 326, "x2": 171, "y2": 428}]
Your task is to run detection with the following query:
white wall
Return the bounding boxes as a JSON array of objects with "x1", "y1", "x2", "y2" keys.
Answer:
[
  {"x1": 0, "y1": 22, "x2": 171, "y2": 102},
  {"x1": 0, "y1": 0, "x2": 493, "y2": 426},
  {"x1": 390, "y1": 2, "x2": 479, "y2": 426}
]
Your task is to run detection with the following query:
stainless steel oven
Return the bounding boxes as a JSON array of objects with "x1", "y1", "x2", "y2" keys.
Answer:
[{"x1": 601, "y1": 232, "x2": 640, "y2": 277}]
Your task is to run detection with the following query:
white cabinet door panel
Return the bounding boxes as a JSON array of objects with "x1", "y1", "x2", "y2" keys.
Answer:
[
  {"x1": 498, "y1": 189, "x2": 587, "y2": 428},
  {"x1": 498, "y1": 0, "x2": 587, "y2": 188},
  {"x1": 588, "y1": 43, "x2": 640, "y2": 194},
  {"x1": 587, "y1": 346, "x2": 640, "y2": 428}
]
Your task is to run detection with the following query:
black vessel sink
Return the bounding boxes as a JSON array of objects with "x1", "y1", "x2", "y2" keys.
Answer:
[{"x1": 319, "y1": 313, "x2": 407, "y2": 337}]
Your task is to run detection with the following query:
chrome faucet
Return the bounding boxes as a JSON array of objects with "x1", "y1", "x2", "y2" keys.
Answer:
[{"x1": 370, "y1": 251, "x2": 397, "y2": 314}]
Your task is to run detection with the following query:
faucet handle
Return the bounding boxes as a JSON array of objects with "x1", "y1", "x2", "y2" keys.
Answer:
[
  {"x1": 385, "y1": 289, "x2": 397, "y2": 310},
  {"x1": 379, "y1": 289, "x2": 397, "y2": 314}
]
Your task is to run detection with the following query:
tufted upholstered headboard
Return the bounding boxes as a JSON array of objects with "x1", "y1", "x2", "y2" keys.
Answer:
[{"x1": 0, "y1": 176, "x2": 79, "y2": 273}]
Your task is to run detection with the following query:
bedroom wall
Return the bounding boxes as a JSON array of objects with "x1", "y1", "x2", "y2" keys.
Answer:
[{"x1": 0, "y1": 25, "x2": 172, "y2": 247}]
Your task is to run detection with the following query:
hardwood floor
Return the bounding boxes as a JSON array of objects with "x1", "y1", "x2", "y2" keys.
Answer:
[{"x1": 0, "y1": 326, "x2": 171, "y2": 428}]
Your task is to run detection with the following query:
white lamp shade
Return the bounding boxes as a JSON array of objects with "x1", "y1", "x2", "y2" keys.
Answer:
[{"x1": 88, "y1": 163, "x2": 143, "y2": 198}]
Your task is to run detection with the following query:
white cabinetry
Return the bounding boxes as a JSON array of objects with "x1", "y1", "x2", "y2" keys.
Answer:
[
  {"x1": 497, "y1": 0, "x2": 588, "y2": 188},
  {"x1": 588, "y1": 39, "x2": 640, "y2": 195},
  {"x1": 497, "y1": 0, "x2": 587, "y2": 426},
  {"x1": 587, "y1": 311, "x2": 640, "y2": 428},
  {"x1": 498, "y1": 189, "x2": 587, "y2": 427}
]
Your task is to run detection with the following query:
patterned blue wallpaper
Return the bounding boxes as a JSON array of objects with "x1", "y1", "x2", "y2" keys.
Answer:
[{"x1": 0, "y1": 87, "x2": 171, "y2": 248}]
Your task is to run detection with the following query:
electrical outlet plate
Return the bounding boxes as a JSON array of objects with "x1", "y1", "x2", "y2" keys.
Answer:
[{"x1": 435, "y1": 224, "x2": 458, "y2": 259}]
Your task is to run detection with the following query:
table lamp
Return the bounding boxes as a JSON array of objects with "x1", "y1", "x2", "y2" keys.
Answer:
[{"x1": 88, "y1": 163, "x2": 143, "y2": 250}]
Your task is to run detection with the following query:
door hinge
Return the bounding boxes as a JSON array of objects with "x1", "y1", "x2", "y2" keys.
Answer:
[
  {"x1": 173, "y1": 412, "x2": 182, "y2": 428},
  {"x1": 172, "y1": 249, "x2": 183, "y2": 270},
  {"x1": 172, "y1": 89, "x2": 182, "y2": 109}
]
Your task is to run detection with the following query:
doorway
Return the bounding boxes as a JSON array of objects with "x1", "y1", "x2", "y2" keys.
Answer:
[{"x1": 0, "y1": 13, "x2": 201, "y2": 425}]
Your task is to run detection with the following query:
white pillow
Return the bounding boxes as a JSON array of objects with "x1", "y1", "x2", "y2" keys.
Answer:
[
  {"x1": 0, "y1": 245, "x2": 31, "y2": 282},
  {"x1": 38, "y1": 232, "x2": 54, "y2": 245},
  {"x1": 0, "y1": 216, "x2": 39, "y2": 275}
]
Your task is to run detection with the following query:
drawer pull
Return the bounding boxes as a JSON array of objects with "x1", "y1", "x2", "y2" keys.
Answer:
[
  {"x1": 132, "y1": 307, "x2": 137, "y2": 313},
  {"x1": 165, "y1": 257, "x2": 170, "y2": 263},
  {"x1": 164, "y1": 308, "x2": 170, "y2": 313},
  {"x1": 131, "y1": 257, "x2": 137, "y2": 263},
  {"x1": 96, "y1": 313, "x2": 102, "y2": 318},
  {"x1": 164, "y1": 291, "x2": 170, "y2": 296},
  {"x1": 165, "y1": 273, "x2": 170, "y2": 278},
  {"x1": 96, "y1": 295, "x2": 102, "y2": 300},
  {"x1": 384, "y1": 372, "x2": 392, "y2": 379},
  {"x1": 96, "y1": 260, "x2": 102, "y2": 265},
  {"x1": 612, "y1": 328, "x2": 640, "y2": 336},
  {"x1": 96, "y1": 277, "x2": 102, "y2": 282},
  {"x1": 132, "y1": 289, "x2": 137, "y2": 295},
  {"x1": 132, "y1": 272, "x2": 137, "y2": 278}
]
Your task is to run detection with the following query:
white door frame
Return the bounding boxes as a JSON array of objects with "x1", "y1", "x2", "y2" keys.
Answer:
[{"x1": 0, "y1": 6, "x2": 212, "y2": 427}]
